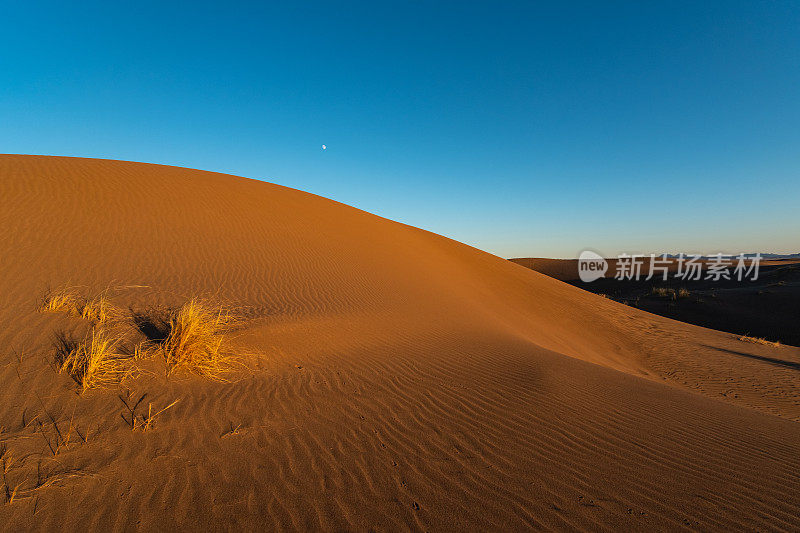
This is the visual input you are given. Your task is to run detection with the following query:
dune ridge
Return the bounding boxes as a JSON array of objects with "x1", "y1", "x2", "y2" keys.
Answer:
[{"x1": 1, "y1": 155, "x2": 799, "y2": 530}]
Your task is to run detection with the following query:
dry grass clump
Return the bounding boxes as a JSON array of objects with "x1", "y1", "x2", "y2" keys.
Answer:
[
  {"x1": 142, "y1": 298, "x2": 239, "y2": 380},
  {"x1": 41, "y1": 287, "x2": 122, "y2": 325},
  {"x1": 42, "y1": 286, "x2": 248, "y2": 387},
  {"x1": 55, "y1": 328, "x2": 131, "y2": 391},
  {"x1": 737, "y1": 335, "x2": 782, "y2": 348},
  {"x1": 79, "y1": 293, "x2": 122, "y2": 325},
  {"x1": 40, "y1": 287, "x2": 83, "y2": 316}
]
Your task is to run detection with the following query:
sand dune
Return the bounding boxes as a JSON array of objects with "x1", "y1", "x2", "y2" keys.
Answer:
[{"x1": 1, "y1": 155, "x2": 799, "y2": 530}]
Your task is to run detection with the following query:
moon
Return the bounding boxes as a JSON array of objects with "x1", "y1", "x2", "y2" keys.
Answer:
[{"x1": 321, "y1": 144, "x2": 326, "y2": 150}]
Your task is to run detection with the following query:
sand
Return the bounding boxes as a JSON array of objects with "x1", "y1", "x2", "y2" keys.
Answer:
[{"x1": 1, "y1": 155, "x2": 799, "y2": 530}]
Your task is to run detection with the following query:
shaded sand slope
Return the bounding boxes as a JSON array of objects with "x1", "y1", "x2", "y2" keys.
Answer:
[{"x1": 1, "y1": 155, "x2": 799, "y2": 530}]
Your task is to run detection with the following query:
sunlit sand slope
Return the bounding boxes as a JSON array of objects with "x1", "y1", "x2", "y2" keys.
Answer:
[{"x1": 1, "y1": 155, "x2": 798, "y2": 530}]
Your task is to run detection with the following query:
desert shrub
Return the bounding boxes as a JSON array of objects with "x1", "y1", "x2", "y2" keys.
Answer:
[{"x1": 651, "y1": 287, "x2": 676, "y2": 299}]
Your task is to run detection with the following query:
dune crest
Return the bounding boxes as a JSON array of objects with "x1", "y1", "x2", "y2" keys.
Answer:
[{"x1": 1, "y1": 155, "x2": 799, "y2": 530}]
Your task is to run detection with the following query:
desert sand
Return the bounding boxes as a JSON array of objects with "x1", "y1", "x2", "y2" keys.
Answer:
[{"x1": 1, "y1": 155, "x2": 799, "y2": 530}]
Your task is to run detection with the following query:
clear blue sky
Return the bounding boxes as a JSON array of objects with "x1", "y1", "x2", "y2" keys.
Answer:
[{"x1": 2, "y1": 2, "x2": 798, "y2": 258}]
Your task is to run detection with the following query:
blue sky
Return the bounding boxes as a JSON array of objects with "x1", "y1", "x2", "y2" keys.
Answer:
[{"x1": 2, "y1": 2, "x2": 798, "y2": 258}]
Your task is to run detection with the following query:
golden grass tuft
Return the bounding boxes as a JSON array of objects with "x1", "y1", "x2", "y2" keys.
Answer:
[
  {"x1": 161, "y1": 299, "x2": 238, "y2": 379},
  {"x1": 137, "y1": 299, "x2": 240, "y2": 380},
  {"x1": 737, "y1": 335, "x2": 782, "y2": 348},
  {"x1": 55, "y1": 328, "x2": 131, "y2": 391},
  {"x1": 41, "y1": 286, "x2": 122, "y2": 325},
  {"x1": 79, "y1": 293, "x2": 122, "y2": 325},
  {"x1": 44, "y1": 288, "x2": 249, "y2": 385},
  {"x1": 40, "y1": 287, "x2": 83, "y2": 316}
]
